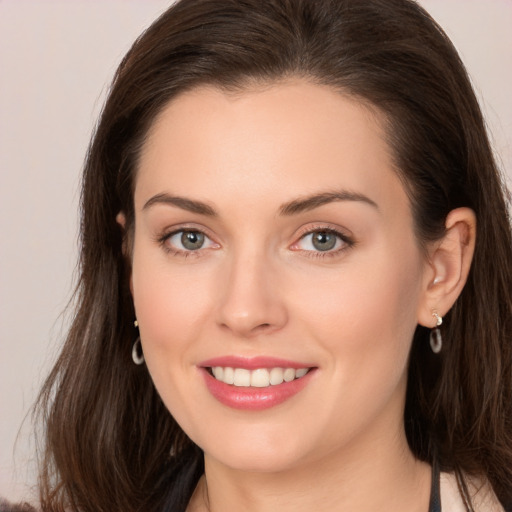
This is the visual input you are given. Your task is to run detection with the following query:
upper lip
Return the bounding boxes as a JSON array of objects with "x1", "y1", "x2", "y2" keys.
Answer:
[{"x1": 199, "y1": 356, "x2": 315, "y2": 370}]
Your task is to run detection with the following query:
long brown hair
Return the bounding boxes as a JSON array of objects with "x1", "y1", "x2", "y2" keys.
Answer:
[{"x1": 35, "y1": 0, "x2": 512, "y2": 510}]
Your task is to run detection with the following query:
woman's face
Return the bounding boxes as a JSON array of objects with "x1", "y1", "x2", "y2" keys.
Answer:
[{"x1": 130, "y1": 81, "x2": 431, "y2": 472}]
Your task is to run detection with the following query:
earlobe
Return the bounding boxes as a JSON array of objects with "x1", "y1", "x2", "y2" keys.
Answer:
[
  {"x1": 116, "y1": 211, "x2": 126, "y2": 229},
  {"x1": 116, "y1": 211, "x2": 129, "y2": 257},
  {"x1": 417, "y1": 207, "x2": 476, "y2": 327}
]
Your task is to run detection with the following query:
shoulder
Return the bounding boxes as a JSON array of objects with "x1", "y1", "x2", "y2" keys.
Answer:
[
  {"x1": 440, "y1": 472, "x2": 507, "y2": 512},
  {"x1": 0, "y1": 498, "x2": 37, "y2": 512}
]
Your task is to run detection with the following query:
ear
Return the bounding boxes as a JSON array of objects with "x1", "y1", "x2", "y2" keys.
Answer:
[
  {"x1": 417, "y1": 207, "x2": 476, "y2": 328},
  {"x1": 116, "y1": 211, "x2": 126, "y2": 228},
  {"x1": 116, "y1": 211, "x2": 134, "y2": 296}
]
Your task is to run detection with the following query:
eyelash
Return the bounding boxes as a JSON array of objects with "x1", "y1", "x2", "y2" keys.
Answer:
[
  {"x1": 157, "y1": 227, "x2": 217, "y2": 258},
  {"x1": 156, "y1": 225, "x2": 355, "y2": 259},
  {"x1": 291, "y1": 225, "x2": 355, "y2": 259}
]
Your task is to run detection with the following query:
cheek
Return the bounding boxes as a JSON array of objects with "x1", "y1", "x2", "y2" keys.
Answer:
[
  {"x1": 130, "y1": 252, "x2": 219, "y2": 436},
  {"x1": 130, "y1": 248, "x2": 215, "y2": 374},
  {"x1": 289, "y1": 249, "x2": 424, "y2": 448},
  {"x1": 292, "y1": 241, "x2": 424, "y2": 390},
  {"x1": 300, "y1": 248, "x2": 420, "y2": 328}
]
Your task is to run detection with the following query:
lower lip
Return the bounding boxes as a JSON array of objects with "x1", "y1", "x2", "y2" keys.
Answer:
[{"x1": 201, "y1": 368, "x2": 315, "y2": 410}]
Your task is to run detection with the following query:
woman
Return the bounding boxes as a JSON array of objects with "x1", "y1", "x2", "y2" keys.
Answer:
[{"x1": 25, "y1": 0, "x2": 512, "y2": 510}]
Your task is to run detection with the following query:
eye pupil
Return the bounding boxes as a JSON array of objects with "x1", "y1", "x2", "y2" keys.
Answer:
[
  {"x1": 181, "y1": 231, "x2": 205, "y2": 250},
  {"x1": 312, "y1": 231, "x2": 337, "y2": 251}
]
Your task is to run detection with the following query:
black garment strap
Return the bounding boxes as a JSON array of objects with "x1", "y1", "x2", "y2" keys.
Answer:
[{"x1": 429, "y1": 459, "x2": 442, "y2": 512}]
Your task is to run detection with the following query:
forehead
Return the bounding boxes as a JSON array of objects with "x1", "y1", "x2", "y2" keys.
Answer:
[{"x1": 135, "y1": 80, "x2": 408, "y2": 219}]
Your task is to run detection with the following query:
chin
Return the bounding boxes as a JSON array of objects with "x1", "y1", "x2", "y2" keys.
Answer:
[
  {"x1": 199, "y1": 427, "x2": 318, "y2": 473},
  {"x1": 207, "y1": 447, "x2": 306, "y2": 474}
]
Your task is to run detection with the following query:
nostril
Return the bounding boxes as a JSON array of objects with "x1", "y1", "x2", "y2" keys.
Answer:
[{"x1": 251, "y1": 323, "x2": 275, "y2": 335}]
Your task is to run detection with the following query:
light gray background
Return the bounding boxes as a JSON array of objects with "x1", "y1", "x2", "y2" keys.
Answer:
[{"x1": 1, "y1": 0, "x2": 511, "y2": 502}]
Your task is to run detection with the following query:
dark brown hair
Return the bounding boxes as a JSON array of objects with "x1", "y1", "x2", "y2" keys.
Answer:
[{"x1": 35, "y1": 0, "x2": 512, "y2": 510}]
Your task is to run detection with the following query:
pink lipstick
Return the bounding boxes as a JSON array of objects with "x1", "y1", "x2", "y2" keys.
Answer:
[{"x1": 199, "y1": 356, "x2": 316, "y2": 410}]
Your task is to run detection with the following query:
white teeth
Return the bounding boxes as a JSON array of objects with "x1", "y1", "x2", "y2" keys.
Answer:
[
  {"x1": 212, "y1": 367, "x2": 224, "y2": 380},
  {"x1": 251, "y1": 369, "x2": 270, "y2": 387},
  {"x1": 233, "y1": 368, "x2": 251, "y2": 387},
  {"x1": 223, "y1": 367, "x2": 235, "y2": 384},
  {"x1": 283, "y1": 368, "x2": 295, "y2": 382},
  {"x1": 210, "y1": 366, "x2": 310, "y2": 387},
  {"x1": 295, "y1": 368, "x2": 308, "y2": 378},
  {"x1": 269, "y1": 367, "x2": 284, "y2": 385}
]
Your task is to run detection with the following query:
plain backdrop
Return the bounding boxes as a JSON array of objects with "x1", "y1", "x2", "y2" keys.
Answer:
[{"x1": 1, "y1": 0, "x2": 511, "y2": 502}]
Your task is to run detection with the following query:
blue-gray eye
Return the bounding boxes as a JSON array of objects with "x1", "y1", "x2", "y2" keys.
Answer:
[
  {"x1": 311, "y1": 231, "x2": 337, "y2": 251},
  {"x1": 166, "y1": 230, "x2": 215, "y2": 251},
  {"x1": 296, "y1": 230, "x2": 345, "y2": 252},
  {"x1": 181, "y1": 231, "x2": 205, "y2": 250}
]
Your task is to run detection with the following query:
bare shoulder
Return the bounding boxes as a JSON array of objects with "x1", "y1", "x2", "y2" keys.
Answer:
[
  {"x1": 0, "y1": 499, "x2": 37, "y2": 512},
  {"x1": 440, "y1": 472, "x2": 506, "y2": 512}
]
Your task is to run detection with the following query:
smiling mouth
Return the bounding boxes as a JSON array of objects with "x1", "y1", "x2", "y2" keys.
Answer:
[{"x1": 207, "y1": 366, "x2": 311, "y2": 388}]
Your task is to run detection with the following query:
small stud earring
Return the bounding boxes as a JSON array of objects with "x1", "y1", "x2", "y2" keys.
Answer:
[
  {"x1": 132, "y1": 319, "x2": 144, "y2": 365},
  {"x1": 430, "y1": 311, "x2": 443, "y2": 354}
]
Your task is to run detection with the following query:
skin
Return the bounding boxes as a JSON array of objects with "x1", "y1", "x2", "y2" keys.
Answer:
[{"x1": 120, "y1": 80, "x2": 476, "y2": 512}]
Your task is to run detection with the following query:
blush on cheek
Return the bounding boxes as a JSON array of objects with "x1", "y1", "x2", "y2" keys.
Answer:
[{"x1": 131, "y1": 261, "x2": 217, "y2": 374}]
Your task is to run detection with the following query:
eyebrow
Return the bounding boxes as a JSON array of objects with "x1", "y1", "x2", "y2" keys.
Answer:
[
  {"x1": 142, "y1": 189, "x2": 378, "y2": 217},
  {"x1": 279, "y1": 190, "x2": 379, "y2": 215},
  {"x1": 142, "y1": 193, "x2": 217, "y2": 216}
]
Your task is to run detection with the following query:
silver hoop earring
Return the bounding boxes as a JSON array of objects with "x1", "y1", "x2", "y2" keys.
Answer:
[
  {"x1": 132, "y1": 319, "x2": 144, "y2": 365},
  {"x1": 132, "y1": 336, "x2": 145, "y2": 365},
  {"x1": 429, "y1": 311, "x2": 443, "y2": 354}
]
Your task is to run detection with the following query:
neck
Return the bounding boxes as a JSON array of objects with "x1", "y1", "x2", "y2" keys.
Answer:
[{"x1": 188, "y1": 426, "x2": 431, "y2": 512}]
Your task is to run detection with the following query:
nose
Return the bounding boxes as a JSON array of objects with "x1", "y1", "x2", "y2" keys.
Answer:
[{"x1": 215, "y1": 250, "x2": 288, "y2": 338}]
